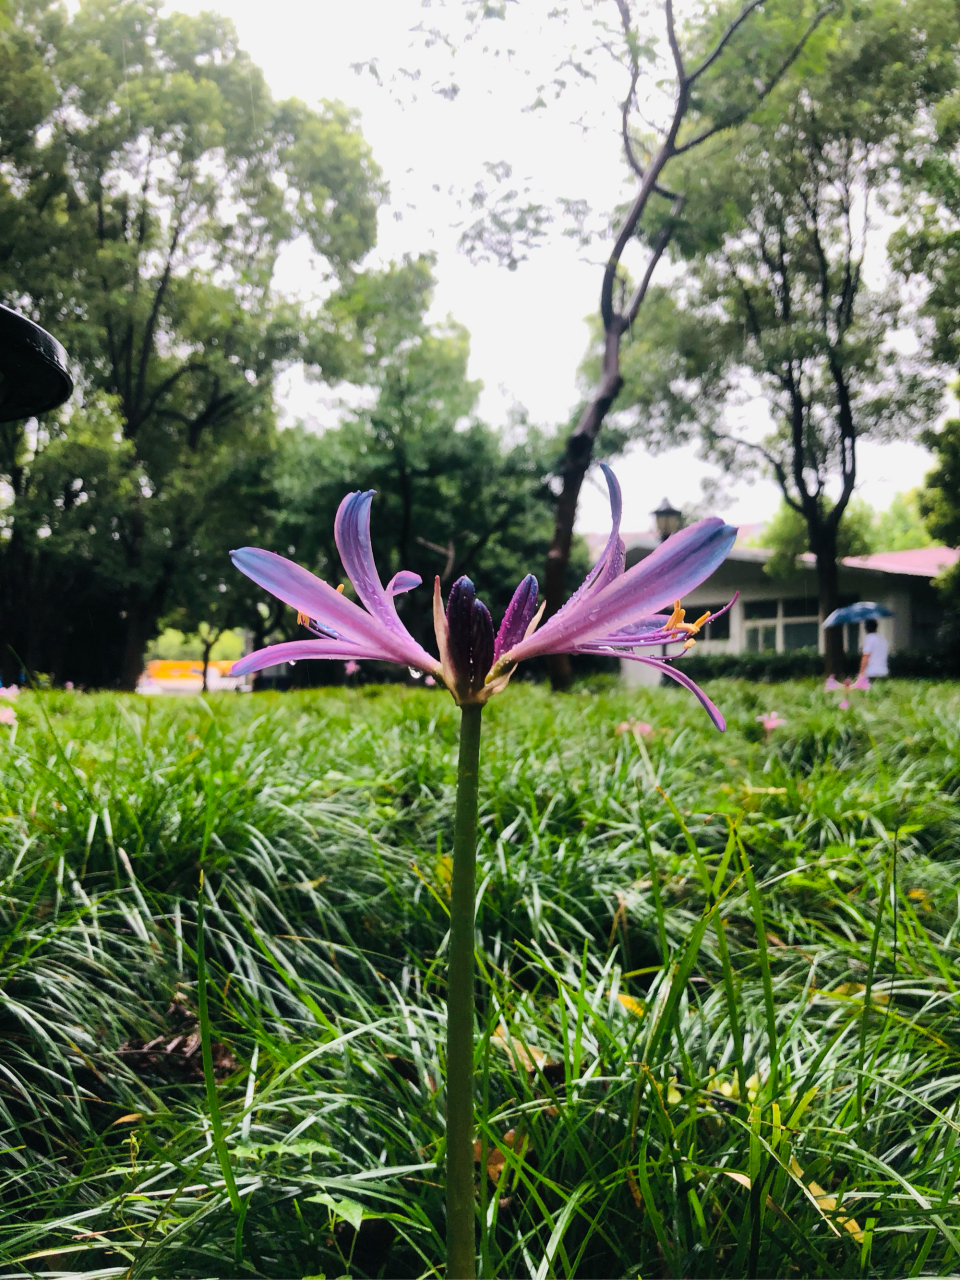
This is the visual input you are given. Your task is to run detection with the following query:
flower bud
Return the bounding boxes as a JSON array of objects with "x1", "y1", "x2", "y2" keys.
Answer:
[
  {"x1": 446, "y1": 576, "x2": 494, "y2": 699},
  {"x1": 494, "y1": 574, "x2": 539, "y2": 662}
]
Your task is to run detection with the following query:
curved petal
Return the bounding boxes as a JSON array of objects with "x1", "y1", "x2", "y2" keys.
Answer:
[
  {"x1": 387, "y1": 570, "x2": 422, "y2": 596},
  {"x1": 620, "y1": 655, "x2": 726, "y2": 731},
  {"x1": 335, "y1": 491, "x2": 414, "y2": 639},
  {"x1": 230, "y1": 546, "x2": 439, "y2": 671},
  {"x1": 553, "y1": 463, "x2": 625, "y2": 620},
  {"x1": 232, "y1": 637, "x2": 439, "y2": 677},
  {"x1": 506, "y1": 518, "x2": 736, "y2": 662}
]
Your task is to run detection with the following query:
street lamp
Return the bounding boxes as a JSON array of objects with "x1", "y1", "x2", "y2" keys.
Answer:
[
  {"x1": 0, "y1": 302, "x2": 73, "y2": 423},
  {"x1": 653, "y1": 496, "x2": 683, "y2": 542}
]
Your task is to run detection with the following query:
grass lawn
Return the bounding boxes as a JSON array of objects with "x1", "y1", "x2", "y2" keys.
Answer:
[{"x1": 0, "y1": 678, "x2": 958, "y2": 1279}]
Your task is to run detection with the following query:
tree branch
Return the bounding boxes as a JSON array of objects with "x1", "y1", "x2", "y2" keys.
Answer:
[
  {"x1": 625, "y1": 194, "x2": 685, "y2": 324},
  {"x1": 686, "y1": 0, "x2": 765, "y2": 86},
  {"x1": 673, "y1": 4, "x2": 835, "y2": 156}
]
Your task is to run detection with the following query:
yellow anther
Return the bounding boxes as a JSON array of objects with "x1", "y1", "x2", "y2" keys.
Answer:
[
  {"x1": 683, "y1": 637, "x2": 697, "y2": 651},
  {"x1": 296, "y1": 612, "x2": 309, "y2": 627},
  {"x1": 337, "y1": 583, "x2": 345, "y2": 594},
  {"x1": 666, "y1": 600, "x2": 685, "y2": 630},
  {"x1": 677, "y1": 611, "x2": 712, "y2": 635}
]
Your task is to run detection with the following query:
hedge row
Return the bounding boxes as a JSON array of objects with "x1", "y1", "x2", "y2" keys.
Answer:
[{"x1": 677, "y1": 648, "x2": 959, "y2": 683}]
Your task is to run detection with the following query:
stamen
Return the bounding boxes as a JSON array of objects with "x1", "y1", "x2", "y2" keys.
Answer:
[
  {"x1": 337, "y1": 584, "x2": 345, "y2": 594},
  {"x1": 683, "y1": 638, "x2": 697, "y2": 650},
  {"x1": 296, "y1": 611, "x2": 309, "y2": 627},
  {"x1": 677, "y1": 611, "x2": 712, "y2": 635},
  {"x1": 666, "y1": 600, "x2": 685, "y2": 630}
]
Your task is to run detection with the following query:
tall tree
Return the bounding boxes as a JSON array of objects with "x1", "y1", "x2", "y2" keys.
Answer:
[
  {"x1": 541, "y1": 1, "x2": 837, "y2": 683},
  {"x1": 0, "y1": 0, "x2": 382, "y2": 686},
  {"x1": 591, "y1": 0, "x2": 954, "y2": 673}
]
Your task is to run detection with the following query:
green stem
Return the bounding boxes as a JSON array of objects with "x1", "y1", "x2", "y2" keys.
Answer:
[
  {"x1": 446, "y1": 702, "x2": 483, "y2": 1280},
  {"x1": 196, "y1": 874, "x2": 243, "y2": 1218}
]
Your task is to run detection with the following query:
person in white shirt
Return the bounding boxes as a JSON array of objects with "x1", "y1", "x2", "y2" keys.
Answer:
[{"x1": 859, "y1": 619, "x2": 889, "y2": 678}]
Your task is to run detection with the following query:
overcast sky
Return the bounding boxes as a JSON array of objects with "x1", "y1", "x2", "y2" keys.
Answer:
[{"x1": 170, "y1": 0, "x2": 939, "y2": 535}]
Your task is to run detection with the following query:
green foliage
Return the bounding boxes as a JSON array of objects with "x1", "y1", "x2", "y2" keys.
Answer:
[
  {"x1": 756, "y1": 498, "x2": 876, "y2": 580},
  {"x1": 0, "y1": 681, "x2": 958, "y2": 1276},
  {"x1": 919, "y1": 418, "x2": 960, "y2": 650},
  {"x1": 147, "y1": 627, "x2": 244, "y2": 662},
  {"x1": 921, "y1": 418, "x2": 960, "y2": 550},
  {"x1": 873, "y1": 488, "x2": 942, "y2": 551},
  {"x1": 0, "y1": 0, "x2": 383, "y2": 687},
  {"x1": 597, "y1": 0, "x2": 956, "y2": 627},
  {"x1": 266, "y1": 258, "x2": 578, "y2": 668}
]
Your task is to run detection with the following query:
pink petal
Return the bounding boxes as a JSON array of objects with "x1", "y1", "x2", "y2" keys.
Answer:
[
  {"x1": 232, "y1": 638, "x2": 411, "y2": 677},
  {"x1": 508, "y1": 517, "x2": 736, "y2": 662},
  {"x1": 230, "y1": 546, "x2": 438, "y2": 672},
  {"x1": 617, "y1": 655, "x2": 726, "y2": 731},
  {"x1": 335, "y1": 491, "x2": 422, "y2": 642}
]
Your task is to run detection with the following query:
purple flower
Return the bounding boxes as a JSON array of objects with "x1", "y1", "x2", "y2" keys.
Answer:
[{"x1": 230, "y1": 465, "x2": 736, "y2": 727}]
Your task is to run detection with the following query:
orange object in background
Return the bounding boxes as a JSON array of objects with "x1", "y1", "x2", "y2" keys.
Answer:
[
  {"x1": 139, "y1": 659, "x2": 248, "y2": 694},
  {"x1": 146, "y1": 660, "x2": 236, "y2": 681}
]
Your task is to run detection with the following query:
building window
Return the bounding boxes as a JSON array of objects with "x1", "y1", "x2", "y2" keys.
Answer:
[
  {"x1": 743, "y1": 597, "x2": 820, "y2": 653},
  {"x1": 782, "y1": 597, "x2": 817, "y2": 618},
  {"x1": 783, "y1": 621, "x2": 819, "y2": 650},
  {"x1": 744, "y1": 600, "x2": 777, "y2": 619},
  {"x1": 746, "y1": 624, "x2": 777, "y2": 652}
]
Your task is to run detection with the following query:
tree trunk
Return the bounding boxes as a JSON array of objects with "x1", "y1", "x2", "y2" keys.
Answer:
[
  {"x1": 810, "y1": 522, "x2": 844, "y2": 677},
  {"x1": 119, "y1": 610, "x2": 150, "y2": 691},
  {"x1": 201, "y1": 630, "x2": 220, "y2": 693},
  {"x1": 544, "y1": 330, "x2": 625, "y2": 690}
]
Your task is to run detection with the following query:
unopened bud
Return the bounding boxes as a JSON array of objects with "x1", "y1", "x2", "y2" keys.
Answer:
[{"x1": 446, "y1": 576, "x2": 494, "y2": 699}]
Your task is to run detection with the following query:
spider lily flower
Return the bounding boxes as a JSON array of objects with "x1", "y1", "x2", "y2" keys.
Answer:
[
  {"x1": 757, "y1": 712, "x2": 787, "y2": 738},
  {"x1": 229, "y1": 465, "x2": 736, "y2": 727}
]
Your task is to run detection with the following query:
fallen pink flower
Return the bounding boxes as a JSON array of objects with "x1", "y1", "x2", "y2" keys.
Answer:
[
  {"x1": 616, "y1": 717, "x2": 654, "y2": 742},
  {"x1": 853, "y1": 674, "x2": 870, "y2": 691},
  {"x1": 824, "y1": 675, "x2": 842, "y2": 691},
  {"x1": 344, "y1": 660, "x2": 360, "y2": 676},
  {"x1": 757, "y1": 712, "x2": 787, "y2": 734},
  {"x1": 0, "y1": 685, "x2": 19, "y2": 700},
  {"x1": 0, "y1": 705, "x2": 16, "y2": 725},
  {"x1": 839, "y1": 698, "x2": 850, "y2": 710}
]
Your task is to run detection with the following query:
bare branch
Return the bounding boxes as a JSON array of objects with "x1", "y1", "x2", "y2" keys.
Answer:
[
  {"x1": 625, "y1": 195, "x2": 685, "y2": 325},
  {"x1": 664, "y1": 0, "x2": 685, "y2": 83}
]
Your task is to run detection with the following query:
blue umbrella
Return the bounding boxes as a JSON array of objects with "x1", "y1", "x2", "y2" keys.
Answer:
[{"x1": 822, "y1": 601, "x2": 893, "y2": 628}]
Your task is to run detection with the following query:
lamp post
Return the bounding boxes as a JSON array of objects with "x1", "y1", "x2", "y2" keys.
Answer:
[
  {"x1": 652, "y1": 498, "x2": 683, "y2": 672},
  {"x1": 653, "y1": 496, "x2": 683, "y2": 543},
  {"x1": 0, "y1": 303, "x2": 73, "y2": 423}
]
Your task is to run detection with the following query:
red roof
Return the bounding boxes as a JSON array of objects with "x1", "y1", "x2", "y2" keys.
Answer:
[{"x1": 840, "y1": 547, "x2": 960, "y2": 577}]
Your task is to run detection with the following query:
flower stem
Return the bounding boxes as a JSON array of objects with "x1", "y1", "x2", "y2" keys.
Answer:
[{"x1": 446, "y1": 701, "x2": 483, "y2": 1280}]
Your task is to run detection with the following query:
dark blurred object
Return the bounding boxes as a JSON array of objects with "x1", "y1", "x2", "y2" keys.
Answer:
[
  {"x1": 653, "y1": 496, "x2": 683, "y2": 542},
  {"x1": 0, "y1": 302, "x2": 73, "y2": 422}
]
